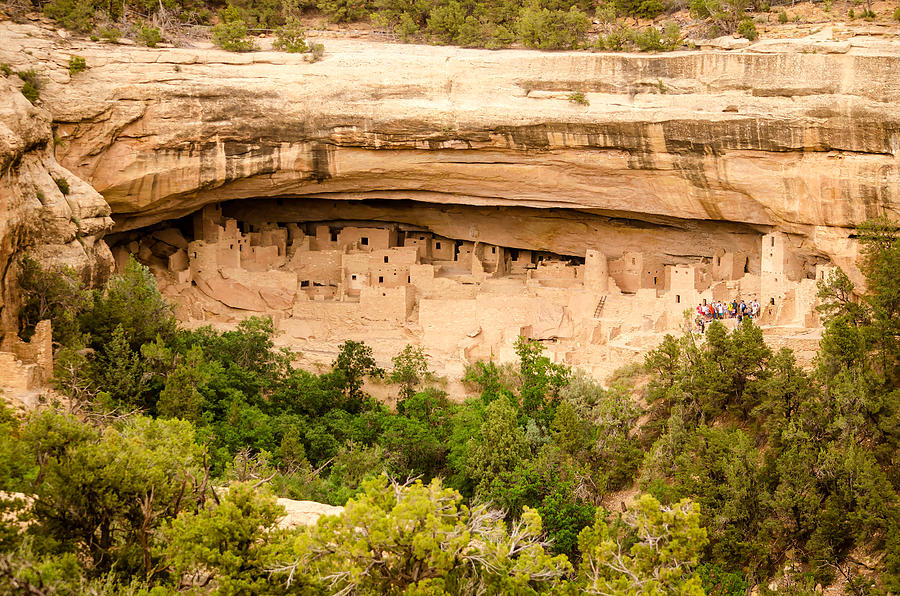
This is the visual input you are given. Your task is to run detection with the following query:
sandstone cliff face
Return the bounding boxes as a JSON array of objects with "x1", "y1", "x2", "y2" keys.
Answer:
[
  {"x1": 1, "y1": 21, "x2": 898, "y2": 283},
  {"x1": 0, "y1": 75, "x2": 113, "y2": 341}
]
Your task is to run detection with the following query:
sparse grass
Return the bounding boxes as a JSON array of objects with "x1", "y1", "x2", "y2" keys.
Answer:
[
  {"x1": 17, "y1": 69, "x2": 40, "y2": 87},
  {"x1": 306, "y1": 42, "x2": 325, "y2": 62},
  {"x1": 0, "y1": 63, "x2": 11, "y2": 76}
]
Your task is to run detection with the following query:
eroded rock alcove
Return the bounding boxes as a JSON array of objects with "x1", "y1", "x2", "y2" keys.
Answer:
[
  {"x1": 4, "y1": 19, "x2": 899, "y2": 382},
  {"x1": 109, "y1": 197, "x2": 827, "y2": 380}
]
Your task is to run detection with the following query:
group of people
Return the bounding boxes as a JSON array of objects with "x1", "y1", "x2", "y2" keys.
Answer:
[{"x1": 695, "y1": 298, "x2": 761, "y2": 333}]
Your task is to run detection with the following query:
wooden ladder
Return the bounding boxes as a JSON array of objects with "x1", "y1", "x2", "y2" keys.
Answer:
[{"x1": 593, "y1": 296, "x2": 607, "y2": 318}]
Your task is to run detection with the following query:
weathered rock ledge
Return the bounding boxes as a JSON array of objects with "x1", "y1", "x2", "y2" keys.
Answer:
[{"x1": 1, "y1": 20, "x2": 899, "y2": 282}]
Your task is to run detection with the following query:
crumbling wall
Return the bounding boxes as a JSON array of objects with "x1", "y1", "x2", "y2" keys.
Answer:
[{"x1": 0, "y1": 320, "x2": 53, "y2": 390}]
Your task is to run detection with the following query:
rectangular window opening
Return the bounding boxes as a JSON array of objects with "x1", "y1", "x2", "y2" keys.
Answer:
[
  {"x1": 384, "y1": 256, "x2": 389, "y2": 263},
  {"x1": 362, "y1": 237, "x2": 369, "y2": 246},
  {"x1": 378, "y1": 276, "x2": 384, "y2": 283}
]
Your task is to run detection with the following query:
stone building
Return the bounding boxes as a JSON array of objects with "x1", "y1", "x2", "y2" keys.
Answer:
[
  {"x1": 0, "y1": 320, "x2": 53, "y2": 391},
  {"x1": 114, "y1": 201, "x2": 833, "y2": 384}
]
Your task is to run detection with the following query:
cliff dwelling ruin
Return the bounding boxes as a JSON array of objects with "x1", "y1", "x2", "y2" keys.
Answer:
[
  {"x1": 109, "y1": 198, "x2": 829, "y2": 380},
  {"x1": 4, "y1": 20, "x2": 893, "y2": 388}
]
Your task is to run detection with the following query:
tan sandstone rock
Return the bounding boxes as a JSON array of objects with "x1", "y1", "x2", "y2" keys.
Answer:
[
  {"x1": 0, "y1": 22, "x2": 897, "y2": 289},
  {"x1": 0, "y1": 74, "x2": 113, "y2": 343},
  {"x1": 276, "y1": 498, "x2": 344, "y2": 529}
]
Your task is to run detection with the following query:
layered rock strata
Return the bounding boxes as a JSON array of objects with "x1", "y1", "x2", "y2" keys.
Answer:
[{"x1": 1, "y1": 21, "x2": 898, "y2": 286}]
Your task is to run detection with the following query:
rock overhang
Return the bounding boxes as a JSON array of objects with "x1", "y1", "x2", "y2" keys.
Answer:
[{"x1": 2, "y1": 21, "x2": 899, "y2": 283}]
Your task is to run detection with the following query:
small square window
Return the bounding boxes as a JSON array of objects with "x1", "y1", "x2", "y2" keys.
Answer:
[
  {"x1": 378, "y1": 276, "x2": 384, "y2": 283},
  {"x1": 384, "y1": 256, "x2": 389, "y2": 263},
  {"x1": 362, "y1": 237, "x2": 369, "y2": 246},
  {"x1": 435, "y1": 242, "x2": 441, "y2": 250},
  {"x1": 351, "y1": 275, "x2": 357, "y2": 280}
]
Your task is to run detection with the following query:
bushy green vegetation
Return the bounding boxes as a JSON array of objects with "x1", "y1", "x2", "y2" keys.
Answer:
[
  {"x1": 53, "y1": 177, "x2": 70, "y2": 195},
  {"x1": 212, "y1": 4, "x2": 256, "y2": 51},
  {"x1": 37, "y1": 0, "x2": 696, "y2": 51},
  {"x1": 212, "y1": 19, "x2": 255, "y2": 50},
  {"x1": 3, "y1": 217, "x2": 899, "y2": 592},
  {"x1": 136, "y1": 23, "x2": 163, "y2": 47},
  {"x1": 273, "y1": 16, "x2": 307, "y2": 52},
  {"x1": 568, "y1": 91, "x2": 589, "y2": 105},
  {"x1": 67, "y1": 55, "x2": 88, "y2": 75},
  {"x1": 99, "y1": 26, "x2": 122, "y2": 41},
  {"x1": 16, "y1": 69, "x2": 41, "y2": 105},
  {"x1": 737, "y1": 17, "x2": 757, "y2": 40}
]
